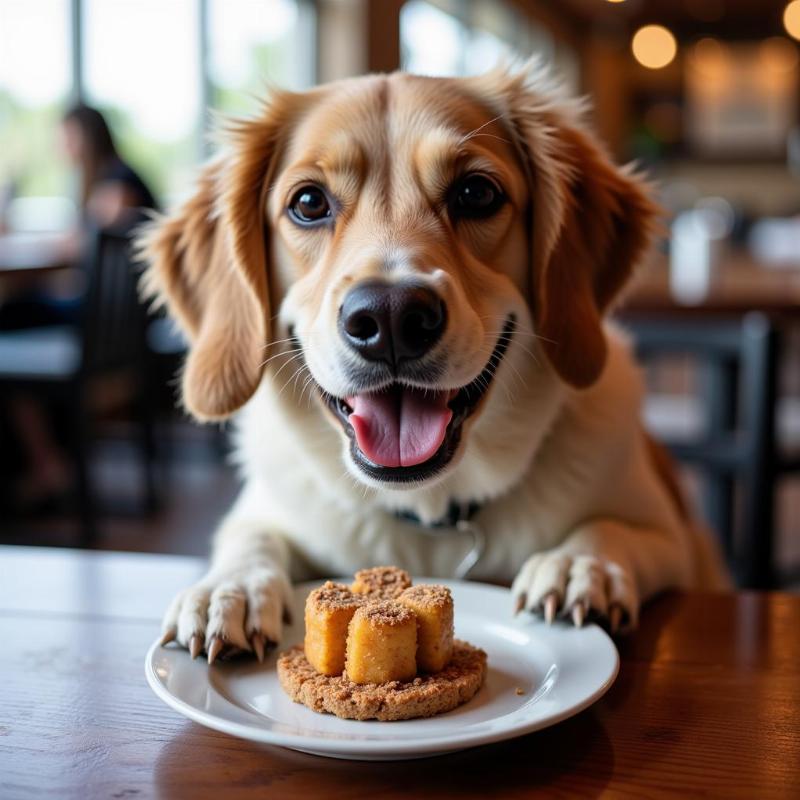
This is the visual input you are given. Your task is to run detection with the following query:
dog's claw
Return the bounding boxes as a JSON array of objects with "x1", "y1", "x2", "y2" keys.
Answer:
[
  {"x1": 189, "y1": 634, "x2": 204, "y2": 660},
  {"x1": 282, "y1": 606, "x2": 293, "y2": 626},
  {"x1": 571, "y1": 601, "x2": 586, "y2": 628},
  {"x1": 543, "y1": 592, "x2": 558, "y2": 625},
  {"x1": 514, "y1": 593, "x2": 526, "y2": 615},
  {"x1": 160, "y1": 627, "x2": 177, "y2": 647},
  {"x1": 207, "y1": 636, "x2": 224, "y2": 665},
  {"x1": 251, "y1": 634, "x2": 266, "y2": 663},
  {"x1": 609, "y1": 604, "x2": 623, "y2": 634}
]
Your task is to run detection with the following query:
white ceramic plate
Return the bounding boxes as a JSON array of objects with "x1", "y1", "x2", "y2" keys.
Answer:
[{"x1": 145, "y1": 579, "x2": 618, "y2": 761}]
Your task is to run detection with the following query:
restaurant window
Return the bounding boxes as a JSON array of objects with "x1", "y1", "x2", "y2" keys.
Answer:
[
  {"x1": 1, "y1": 0, "x2": 318, "y2": 225},
  {"x1": 208, "y1": 0, "x2": 316, "y2": 117},
  {"x1": 400, "y1": 1, "x2": 468, "y2": 77},
  {"x1": 0, "y1": 0, "x2": 75, "y2": 229},
  {"x1": 400, "y1": 0, "x2": 578, "y2": 91},
  {"x1": 82, "y1": 0, "x2": 201, "y2": 205}
]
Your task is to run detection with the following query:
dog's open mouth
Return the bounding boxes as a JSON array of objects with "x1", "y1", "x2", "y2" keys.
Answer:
[{"x1": 324, "y1": 316, "x2": 515, "y2": 483}]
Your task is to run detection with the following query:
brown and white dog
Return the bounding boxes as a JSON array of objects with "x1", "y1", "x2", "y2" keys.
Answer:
[{"x1": 142, "y1": 63, "x2": 728, "y2": 663}]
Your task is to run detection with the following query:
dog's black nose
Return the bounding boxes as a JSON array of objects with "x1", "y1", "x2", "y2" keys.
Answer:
[{"x1": 339, "y1": 280, "x2": 446, "y2": 366}]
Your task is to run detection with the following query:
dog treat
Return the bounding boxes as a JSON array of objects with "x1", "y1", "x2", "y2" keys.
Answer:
[
  {"x1": 279, "y1": 567, "x2": 487, "y2": 720},
  {"x1": 399, "y1": 584, "x2": 454, "y2": 673},
  {"x1": 304, "y1": 581, "x2": 364, "y2": 676},
  {"x1": 345, "y1": 601, "x2": 417, "y2": 684},
  {"x1": 351, "y1": 565, "x2": 412, "y2": 599}
]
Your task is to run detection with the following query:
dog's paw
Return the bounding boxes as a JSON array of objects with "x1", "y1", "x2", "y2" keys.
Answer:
[
  {"x1": 511, "y1": 552, "x2": 638, "y2": 634},
  {"x1": 159, "y1": 565, "x2": 293, "y2": 663}
]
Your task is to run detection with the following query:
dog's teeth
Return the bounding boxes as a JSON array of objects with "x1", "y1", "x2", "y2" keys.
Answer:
[{"x1": 189, "y1": 634, "x2": 204, "y2": 660}]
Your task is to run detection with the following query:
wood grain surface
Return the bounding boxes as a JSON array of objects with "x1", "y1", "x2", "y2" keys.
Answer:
[{"x1": 1, "y1": 546, "x2": 798, "y2": 799}]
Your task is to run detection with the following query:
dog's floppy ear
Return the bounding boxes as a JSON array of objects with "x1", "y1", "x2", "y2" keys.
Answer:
[
  {"x1": 140, "y1": 95, "x2": 295, "y2": 420},
  {"x1": 495, "y1": 68, "x2": 658, "y2": 388}
]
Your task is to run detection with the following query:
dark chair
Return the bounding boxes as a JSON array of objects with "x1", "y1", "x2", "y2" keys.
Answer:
[
  {"x1": 0, "y1": 222, "x2": 157, "y2": 544},
  {"x1": 625, "y1": 312, "x2": 780, "y2": 588}
]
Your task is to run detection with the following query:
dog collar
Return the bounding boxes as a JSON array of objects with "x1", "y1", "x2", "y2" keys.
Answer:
[
  {"x1": 393, "y1": 500, "x2": 482, "y2": 530},
  {"x1": 393, "y1": 500, "x2": 485, "y2": 580}
]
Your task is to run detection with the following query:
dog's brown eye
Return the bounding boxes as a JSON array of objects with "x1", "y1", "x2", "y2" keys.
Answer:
[
  {"x1": 289, "y1": 185, "x2": 332, "y2": 225},
  {"x1": 451, "y1": 174, "x2": 505, "y2": 220}
]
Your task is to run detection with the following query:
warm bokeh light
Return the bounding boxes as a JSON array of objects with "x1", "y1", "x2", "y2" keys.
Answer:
[
  {"x1": 784, "y1": 0, "x2": 800, "y2": 41},
  {"x1": 605, "y1": 0, "x2": 627, "y2": 4},
  {"x1": 632, "y1": 25, "x2": 677, "y2": 69}
]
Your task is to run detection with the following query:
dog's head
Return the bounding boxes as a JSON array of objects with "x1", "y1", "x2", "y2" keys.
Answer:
[{"x1": 142, "y1": 65, "x2": 656, "y2": 498}]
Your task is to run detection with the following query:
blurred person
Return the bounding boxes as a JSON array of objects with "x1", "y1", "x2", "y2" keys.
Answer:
[
  {"x1": 1, "y1": 104, "x2": 157, "y2": 329},
  {"x1": 0, "y1": 105, "x2": 157, "y2": 512},
  {"x1": 60, "y1": 103, "x2": 156, "y2": 230}
]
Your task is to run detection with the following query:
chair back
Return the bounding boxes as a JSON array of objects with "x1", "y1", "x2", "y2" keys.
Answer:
[
  {"x1": 626, "y1": 312, "x2": 778, "y2": 588},
  {"x1": 78, "y1": 221, "x2": 147, "y2": 375}
]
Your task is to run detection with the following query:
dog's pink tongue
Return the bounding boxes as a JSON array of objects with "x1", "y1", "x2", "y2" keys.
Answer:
[{"x1": 347, "y1": 387, "x2": 453, "y2": 468}]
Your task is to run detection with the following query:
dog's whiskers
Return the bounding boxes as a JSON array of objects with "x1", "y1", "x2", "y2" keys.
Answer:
[
  {"x1": 258, "y1": 348, "x2": 305, "y2": 370},
  {"x1": 458, "y1": 113, "x2": 507, "y2": 146},
  {"x1": 261, "y1": 330, "x2": 324, "y2": 352},
  {"x1": 289, "y1": 360, "x2": 311, "y2": 397},
  {"x1": 299, "y1": 373, "x2": 318, "y2": 408},
  {"x1": 479, "y1": 315, "x2": 559, "y2": 346},
  {"x1": 277, "y1": 362, "x2": 310, "y2": 400},
  {"x1": 269, "y1": 352, "x2": 304, "y2": 382},
  {"x1": 464, "y1": 132, "x2": 512, "y2": 145}
]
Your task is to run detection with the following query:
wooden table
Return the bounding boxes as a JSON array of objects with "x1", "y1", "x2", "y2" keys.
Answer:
[
  {"x1": 0, "y1": 231, "x2": 73, "y2": 276},
  {"x1": 620, "y1": 251, "x2": 800, "y2": 318},
  {"x1": 1, "y1": 546, "x2": 798, "y2": 799}
]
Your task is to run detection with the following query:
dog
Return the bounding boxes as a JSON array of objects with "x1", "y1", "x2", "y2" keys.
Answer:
[{"x1": 142, "y1": 63, "x2": 728, "y2": 663}]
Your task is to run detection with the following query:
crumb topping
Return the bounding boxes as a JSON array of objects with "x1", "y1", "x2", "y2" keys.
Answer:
[
  {"x1": 355, "y1": 600, "x2": 415, "y2": 626},
  {"x1": 400, "y1": 584, "x2": 452, "y2": 610},
  {"x1": 308, "y1": 581, "x2": 363, "y2": 612},
  {"x1": 352, "y1": 566, "x2": 412, "y2": 598}
]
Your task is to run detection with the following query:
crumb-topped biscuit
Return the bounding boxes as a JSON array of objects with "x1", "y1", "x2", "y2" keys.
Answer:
[
  {"x1": 304, "y1": 581, "x2": 364, "y2": 676},
  {"x1": 278, "y1": 640, "x2": 487, "y2": 721},
  {"x1": 399, "y1": 584, "x2": 454, "y2": 673},
  {"x1": 351, "y1": 566, "x2": 412, "y2": 599},
  {"x1": 281, "y1": 568, "x2": 487, "y2": 720},
  {"x1": 345, "y1": 601, "x2": 417, "y2": 684}
]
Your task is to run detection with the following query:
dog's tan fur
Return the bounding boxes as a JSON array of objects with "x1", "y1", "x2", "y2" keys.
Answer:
[{"x1": 142, "y1": 64, "x2": 728, "y2": 660}]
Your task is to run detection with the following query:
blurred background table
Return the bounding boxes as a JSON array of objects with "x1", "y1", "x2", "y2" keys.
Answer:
[
  {"x1": 1, "y1": 545, "x2": 797, "y2": 799},
  {"x1": 621, "y1": 252, "x2": 800, "y2": 319},
  {"x1": 0, "y1": 231, "x2": 74, "y2": 277}
]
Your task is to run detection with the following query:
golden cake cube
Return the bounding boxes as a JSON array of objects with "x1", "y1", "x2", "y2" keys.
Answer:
[
  {"x1": 345, "y1": 601, "x2": 418, "y2": 684},
  {"x1": 399, "y1": 584, "x2": 454, "y2": 673},
  {"x1": 304, "y1": 581, "x2": 363, "y2": 676},
  {"x1": 351, "y1": 565, "x2": 412, "y2": 599}
]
